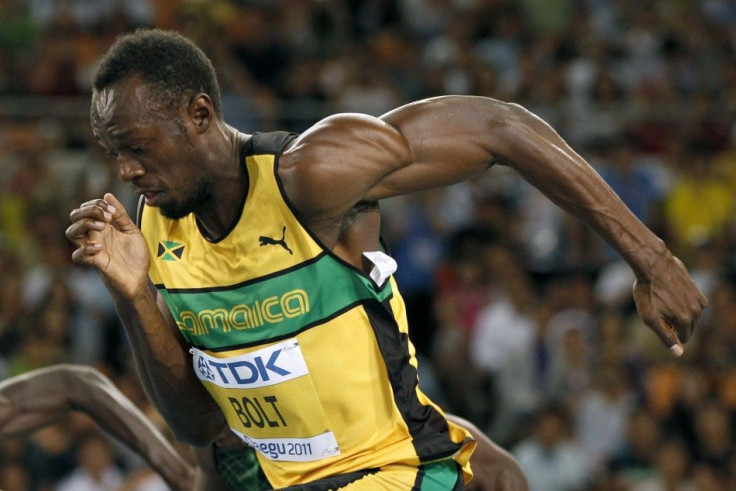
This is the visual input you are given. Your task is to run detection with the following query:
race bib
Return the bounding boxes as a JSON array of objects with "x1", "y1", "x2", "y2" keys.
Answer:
[{"x1": 192, "y1": 339, "x2": 341, "y2": 462}]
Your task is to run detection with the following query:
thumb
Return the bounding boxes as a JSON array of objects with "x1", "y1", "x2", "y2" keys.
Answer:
[
  {"x1": 655, "y1": 318, "x2": 684, "y2": 357},
  {"x1": 633, "y1": 280, "x2": 684, "y2": 357},
  {"x1": 103, "y1": 193, "x2": 136, "y2": 231}
]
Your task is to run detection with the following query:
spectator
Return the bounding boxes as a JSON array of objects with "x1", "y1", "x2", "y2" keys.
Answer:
[
  {"x1": 663, "y1": 141, "x2": 735, "y2": 261},
  {"x1": 630, "y1": 439, "x2": 694, "y2": 491},
  {"x1": 513, "y1": 405, "x2": 590, "y2": 491},
  {"x1": 56, "y1": 433, "x2": 124, "y2": 491},
  {"x1": 574, "y1": 364, "x2": 636, "y2": 474},
  {"x1": 610, "y1": 408, "x2": 663, "y2": 488}
]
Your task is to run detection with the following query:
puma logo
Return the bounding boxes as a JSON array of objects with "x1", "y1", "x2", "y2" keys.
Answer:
[{"x1": 259, "y1": 226, "x2": 293, "y2": 255}]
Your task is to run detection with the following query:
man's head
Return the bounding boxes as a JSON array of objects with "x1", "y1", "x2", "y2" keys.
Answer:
[
  {"x1": 94, "y1": 28, "x2": 222, "y2": 119},
  {"x1": 91, "y1": 29, "x2": 224, "y2": 219}
]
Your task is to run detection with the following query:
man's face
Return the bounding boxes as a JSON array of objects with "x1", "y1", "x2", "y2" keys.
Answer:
[{"x1": 91, "y1": 76, "x2": 211, "y2": 219}]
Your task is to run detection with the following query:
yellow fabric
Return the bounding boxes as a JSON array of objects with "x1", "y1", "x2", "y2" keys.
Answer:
[
  {"x1": 144, "y1": 153, "x2": 323, "y2": 290},
  {"x1": 140, "y1": 137, "x2": 473, "y2": 488}
]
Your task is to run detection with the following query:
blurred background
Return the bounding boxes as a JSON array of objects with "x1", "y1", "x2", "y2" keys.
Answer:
[{"x1": 1, "y1": 0, "x2": 736, "y2": 490}]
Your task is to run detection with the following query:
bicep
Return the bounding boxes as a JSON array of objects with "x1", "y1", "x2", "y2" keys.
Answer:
[
  {"x1": 372, "y1": 97, "x2": 508, "y2": 197},
  {"x1": 382, "y1": 96, "x2": 605, "y2": 214},
  {"x1": 284, "y1": 96, "x2": 569, "y2": 218},
  {"x1": 284, "y1": 108, "x2": 481, "y2": 220}
]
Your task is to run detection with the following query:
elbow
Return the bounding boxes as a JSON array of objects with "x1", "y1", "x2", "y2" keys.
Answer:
[
  {"x1": 497, "y1": 100, "x2": 537, "y2": 126},
  {"x1": 67, "y1": 364, "x2": 110, "y2": 387},
  {"x1": 55, "y1": 364, "x2": 109, "y2": 397},
  {"x1": 64, "y1": 364, "x2": 118, "y2": 410}
]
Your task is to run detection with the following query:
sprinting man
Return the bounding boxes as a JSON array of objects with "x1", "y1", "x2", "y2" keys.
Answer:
[{"x1": 66, "y1": 29, "x2": 705, "y2": 489}]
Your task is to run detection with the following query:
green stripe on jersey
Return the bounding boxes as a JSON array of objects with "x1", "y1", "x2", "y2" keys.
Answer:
[
  {"x1": 161, "y1": 254, "x2": 392, "y2": 348},
  {"x1": 419, "y1": 460, "x2": 462, "y2": 490}
]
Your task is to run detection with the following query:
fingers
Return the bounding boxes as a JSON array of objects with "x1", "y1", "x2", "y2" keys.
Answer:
[
  {"x1": 677, "y1": 308, "x2": 702, "y2": 343},
  {"x1": 66, "y1": 197, "x2": 119, "y2": 265},
  {"x1": 643, "y1": 313, "x2": 684, "y2": 357},
  {"x1": 70, "y1": 243, "x2": 104, "y2": 264},
  {"x1": 654, "y1": 305, "x2": 702, "y2": 356},
  {"x1": 663, "y1": 320, "x2": 684, "y2": 357},
  {"x1": 668, "y1": 280, "x2": 705, "y2": 346},
  {"x1": 650, "y1": 308, "x2": 702, "y2": 357},
  {"x1": 68, "y1": 199, "x2": 117, "y2": 228},
  {"x1": 66, "y1": 221, "x2": 106, "y2": 266},
  {"x1": 673, "y1": 257, "x2": 709, "y2": 310},
  {"x1": 103, "y1": 192, "x2": 125, "y2": 213},
  {"x1": 104, "y1": 192, "x2": 138, "y2": 232},
  {"x1": 633, "y1": 276, "x2": 705, "y2": 357},
  {"x1": 65, "y1": 216, "x2": 106, "y2": 239},
  {"x1": 67, "y1": 195, "x2": 132, "y2": 238},
  {"x1": 66, "y1": 202, "x2": 111, "y2": 246}
]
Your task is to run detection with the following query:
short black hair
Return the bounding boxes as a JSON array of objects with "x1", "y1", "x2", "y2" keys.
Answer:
[{"x1": 94, "y1": 28, "x2": 222, "y2": 117}]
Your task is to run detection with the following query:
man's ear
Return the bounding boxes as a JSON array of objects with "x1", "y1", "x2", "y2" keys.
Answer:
[{"x1": 189, "y1": 93, "x2": 214, "y2": 134}]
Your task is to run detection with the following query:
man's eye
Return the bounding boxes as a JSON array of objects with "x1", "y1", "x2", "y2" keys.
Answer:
[
  {"x1": 107, "y1": 151, "x2": 119, "y2": 159},
  {"x1": 131, "y1": 146, "x2": 146, "y2": 155}
]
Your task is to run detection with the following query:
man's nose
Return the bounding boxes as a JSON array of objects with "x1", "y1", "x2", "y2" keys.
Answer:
[{"x1": 118, "y1": 157, "x2": 144, "y2": 182}]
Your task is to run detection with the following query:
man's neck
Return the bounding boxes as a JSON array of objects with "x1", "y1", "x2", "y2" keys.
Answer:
[{"x1": 195, "y1": 127, "x2": 250, "y2": 240}]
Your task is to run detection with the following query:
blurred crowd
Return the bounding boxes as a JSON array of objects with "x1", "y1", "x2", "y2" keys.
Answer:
[{"x1": 1, "y1": 0, "x2": 736, "y2": 490}]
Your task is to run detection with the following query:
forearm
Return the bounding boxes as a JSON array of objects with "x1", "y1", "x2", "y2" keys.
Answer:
[
  {"x1": 113, "y1": 288, "x2": 225, "y2": 445},
  {"x1": 516, "y1": 156, "x2": 669, "y2": 277},
  {"x1": 493, "y1": 104, "x2": 670, "y2": 279},
  {"x1": 383, "y1": 96, "x2": 671, "y2": 277},
  {"x1": 0, "y1": 368, "x2": 68, "y2": 437},
  {"x1": 67, "y1": 367, "x2": 195, "y2": 489}
]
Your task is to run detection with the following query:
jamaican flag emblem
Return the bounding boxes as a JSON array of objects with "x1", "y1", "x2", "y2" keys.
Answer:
[{"x1": 157, "y1": 240, "x2": 185, "y2": 261}]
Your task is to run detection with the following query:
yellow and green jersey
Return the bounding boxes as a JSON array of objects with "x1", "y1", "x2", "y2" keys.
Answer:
[{"x1": 139, "y1": 131, "x2": 474, "y2": 488}]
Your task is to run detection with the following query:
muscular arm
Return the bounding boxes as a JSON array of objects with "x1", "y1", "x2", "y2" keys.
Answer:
[
  {"x1": 282, "y1": 95, "x2": 706, "y2": 352},
  {"x1": 66, "y1": 194, "x2": 226, "y2": 446},
  {"x1": 113, "y1": 282, "x2": 227, "y2": 446},
  {"x1": 0, "y1": 365, "x2": 195, "y2": 490}
]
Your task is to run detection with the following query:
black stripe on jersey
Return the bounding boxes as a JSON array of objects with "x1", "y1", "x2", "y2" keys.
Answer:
[
  {"x1": 246, "y1": 131, "x2": 298, "y2": 156},
  {"x1": 154, "y1": 252, "x2": 328, "y2": 294},
  {"x1": 412, "y1": 466, "x2": 425, "y2": 491},
  {"x1": 363, "y1": 299, "x2": 463, "y2": 463},
  {"x1": 279, "y1": 468, "x2": 379, "y2": 490}
]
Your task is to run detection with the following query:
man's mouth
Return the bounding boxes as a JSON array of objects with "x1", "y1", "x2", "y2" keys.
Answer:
[{"x1": 141, "y1": 190, "x2": 161, "y2": 206}]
